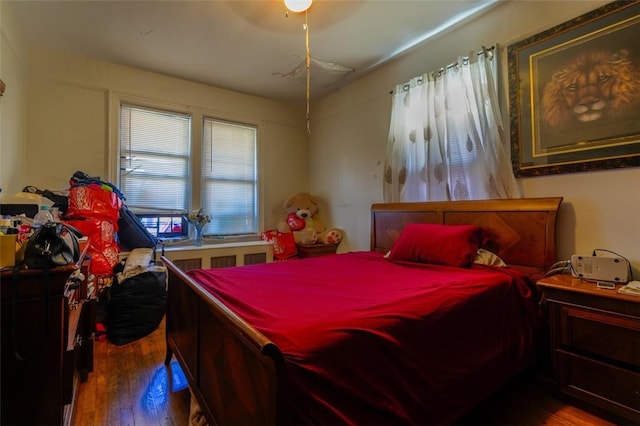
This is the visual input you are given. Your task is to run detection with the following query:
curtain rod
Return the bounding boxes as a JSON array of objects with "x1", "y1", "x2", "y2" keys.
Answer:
[{"x1": 390, "y1": 46, "x2": 495, "y2": 94}]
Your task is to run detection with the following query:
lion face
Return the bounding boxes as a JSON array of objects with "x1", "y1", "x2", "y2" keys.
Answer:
[{"x1": 541, "y1": 49, "x2": 640, "y2": 129}]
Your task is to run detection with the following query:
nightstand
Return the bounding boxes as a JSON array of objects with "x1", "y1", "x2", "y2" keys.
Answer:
[
  {"x1": 536, "y1": 274, "x2": 640, "y2": 423},
  {"x1": 296, "y1": 242, "x2": 339, "y2": 259}
]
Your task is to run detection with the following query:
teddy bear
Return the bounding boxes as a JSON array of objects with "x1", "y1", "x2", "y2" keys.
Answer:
[{"x1": 276, "y1": 192, "x2": 343, "y2": 245}]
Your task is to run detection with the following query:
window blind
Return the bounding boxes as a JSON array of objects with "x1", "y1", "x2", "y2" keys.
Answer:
[
  {"x1": 202, "y1": 118, "x2": 257, "y2": 235},
  {"x1": 119, "y1": 105, "x2": 191, "y2": 212}
]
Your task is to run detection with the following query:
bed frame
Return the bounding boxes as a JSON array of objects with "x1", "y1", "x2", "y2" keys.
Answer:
[{"x1": 162, "y1": 197, "x2": 562, "y2": 425}]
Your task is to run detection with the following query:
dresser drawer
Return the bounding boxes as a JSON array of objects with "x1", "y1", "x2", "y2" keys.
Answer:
[
  {"x1": 556, "y1": 349, "x2": 640, "y2": 422},
  {"x1": 554, "y1": 304, "x2": 640, "y2": 367}
]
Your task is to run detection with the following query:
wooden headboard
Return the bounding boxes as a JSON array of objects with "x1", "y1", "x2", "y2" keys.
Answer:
[{"x1": 371, "y1": 197, "x2": 563, "y2": 275}]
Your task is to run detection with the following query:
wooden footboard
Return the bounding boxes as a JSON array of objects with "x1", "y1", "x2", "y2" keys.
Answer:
[{"x1": 163, "y1": 258, "x2": 287, "y2": 425}]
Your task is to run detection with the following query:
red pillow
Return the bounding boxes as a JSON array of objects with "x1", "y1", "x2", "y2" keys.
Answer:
[{"x1": 387, "y1": 223, "x2": 484, "y2": 268}]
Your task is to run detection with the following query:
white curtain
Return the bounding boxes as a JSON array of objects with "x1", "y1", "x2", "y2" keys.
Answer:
[{"x1": 383, "y1": 48, "x2": 520, "y2": 202}]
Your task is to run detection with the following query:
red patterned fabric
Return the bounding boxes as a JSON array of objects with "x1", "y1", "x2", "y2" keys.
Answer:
[
  {"x1": 66, "y1": 184, "x2": 122, "y2": 223},
  {"x1": 65, "y1": 218, "x2": 120, "y2": 276},
  {"x1": 65, "y1": 183, "x2": 122, "y2": 276},
  {"x1": 261, "y1": 229, "x2": 298, "y2": 260},
  {"x1": 188, "y1": 252, "x2": 542, "y2": 425}
]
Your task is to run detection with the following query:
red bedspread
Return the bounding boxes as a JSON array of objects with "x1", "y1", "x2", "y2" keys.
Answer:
[{"x1": 188, "y1": 251, "x2": 542, "y2": 425}]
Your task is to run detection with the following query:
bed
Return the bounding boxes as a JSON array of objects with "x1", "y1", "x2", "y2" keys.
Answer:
[{"x1": 162, "y1": 197, "x2": 562, "y2": 425}]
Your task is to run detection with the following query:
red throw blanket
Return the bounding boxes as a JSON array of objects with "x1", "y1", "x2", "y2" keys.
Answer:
[{"x1": 188, "y1": 251, "x2": 542, "y2": 425}]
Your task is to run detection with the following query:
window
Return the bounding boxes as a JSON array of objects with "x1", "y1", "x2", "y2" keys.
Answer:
[
  {"x1": 117, "y1": 102, "x2": 259, "y2": 239},
  {"x1": 383, "y1": 47, "x2": 519, "y2": 202},
  {"x1": 202, "y1": 119, "x2": 258, "y2": 236}
]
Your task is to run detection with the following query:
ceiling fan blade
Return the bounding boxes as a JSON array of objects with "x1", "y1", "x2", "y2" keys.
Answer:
[
  {"x1": 310, "y1": 58, "x2": 354, "y2": 74},
  {"x1": 274, "y1": 59, "x2": 307, "y2": 79},
  {"x1": 275, "y1": 57, "x2": 354, "y2": 80}
]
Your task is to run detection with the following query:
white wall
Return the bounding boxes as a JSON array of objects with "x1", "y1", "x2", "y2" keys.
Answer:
[
  {"x1": 311, "y1": 0, "x2": 640, "y2": 276},
  {"x1": 18, "y1": 45, "x2": 308, "y2": 230},
  {"x1": 6, "y1": 1, "x2": 639, "y2": 276},
  {"x1": 0, "y1": 1, "x2": 28, "y2": 196}
]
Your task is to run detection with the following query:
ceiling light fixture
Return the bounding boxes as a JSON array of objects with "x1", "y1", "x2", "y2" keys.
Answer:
[{"x1": 284, "y1": 0, "x2": 312, "y2": 13}]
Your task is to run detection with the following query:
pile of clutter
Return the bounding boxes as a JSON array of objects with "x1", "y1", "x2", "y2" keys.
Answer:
[
  {"x1": 1, "y1": 171, "x2": 157, "y2": 279},
  {"x1": 1, "y1": 171, "x2": 165, "y2": 346}
]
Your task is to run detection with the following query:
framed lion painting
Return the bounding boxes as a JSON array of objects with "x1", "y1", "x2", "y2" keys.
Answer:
[{"x1": 508, "y1": 0, "x2": 640, "y2": 177}]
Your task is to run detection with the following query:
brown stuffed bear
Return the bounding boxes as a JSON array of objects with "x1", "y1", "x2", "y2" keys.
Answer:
[{"x1": 276, "y1": 192, "x2": 343, "y2": 245}]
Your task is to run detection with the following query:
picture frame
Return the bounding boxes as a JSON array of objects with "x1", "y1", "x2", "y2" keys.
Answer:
[{"x1": 508, "y1": 1, "x2": 640, "y2": 177}]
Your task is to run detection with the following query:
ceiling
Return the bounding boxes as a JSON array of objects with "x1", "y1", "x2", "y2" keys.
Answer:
[{"x1": 6, "y1": 0, "x2": 498, "y2": 104}]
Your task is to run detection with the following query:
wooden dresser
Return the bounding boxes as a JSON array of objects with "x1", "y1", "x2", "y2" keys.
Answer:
[
  {"x1": 537, "y1": 274, "x2": 640, "y2": 423},
  {"x1": 1, "y1": 248, "x2": 95, "y2": 425}
]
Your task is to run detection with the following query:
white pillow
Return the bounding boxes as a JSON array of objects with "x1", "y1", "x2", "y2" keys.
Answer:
[{"x1": 474, "y1": 248, "x2": 506, "y2": 267}]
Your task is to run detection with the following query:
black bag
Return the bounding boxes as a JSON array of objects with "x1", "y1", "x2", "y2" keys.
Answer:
[
  {"x1": 117, "y1": 205, "x2": 159, "y2": 251},
  {"x1": 23, "y1": 222, "x2": 82, "y2": 269},
  {"x1": 107, "y1": 262, "x2": 167, "y2": 346}
]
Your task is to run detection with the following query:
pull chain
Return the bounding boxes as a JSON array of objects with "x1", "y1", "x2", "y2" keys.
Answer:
[{"x1": 305, "y1": 9, "x2": 311, "y2": 134}]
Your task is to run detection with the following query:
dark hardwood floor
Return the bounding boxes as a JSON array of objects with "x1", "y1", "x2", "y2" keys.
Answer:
[
  {"x1": 73, "y1": 318, "x2": 622, "y2": 426},
  {"x1": 73, "y1": 318, "x2": 190, "y2": 426}
]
